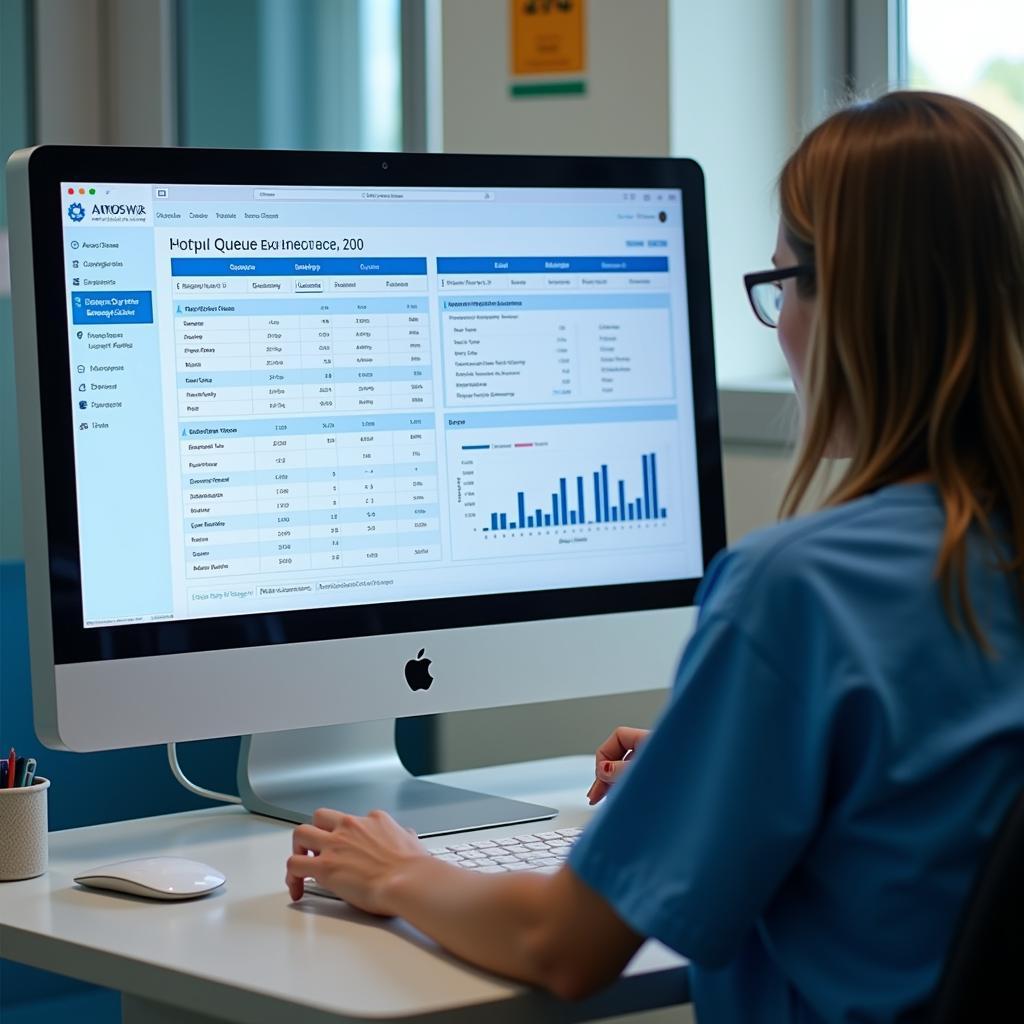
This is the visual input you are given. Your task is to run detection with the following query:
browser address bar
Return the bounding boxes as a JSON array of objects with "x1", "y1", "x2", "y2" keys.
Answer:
[{"x1": 253, "y1": 188, "x2": 494, "y2": 202}]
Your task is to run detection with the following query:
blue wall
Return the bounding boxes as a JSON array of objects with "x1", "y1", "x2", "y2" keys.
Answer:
[{"x1": 1, "y1": 562, "x2": 241, "y2": 1022}]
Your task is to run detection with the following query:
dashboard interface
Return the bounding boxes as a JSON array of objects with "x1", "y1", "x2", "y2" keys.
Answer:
[{"x1": 59, "y1": 182, "x2": 703, "y2": 627}]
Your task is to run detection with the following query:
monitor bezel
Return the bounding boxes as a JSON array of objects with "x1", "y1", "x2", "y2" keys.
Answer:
[{"x1": 22, "y1": 145, "x2": 725, "y2": 665}]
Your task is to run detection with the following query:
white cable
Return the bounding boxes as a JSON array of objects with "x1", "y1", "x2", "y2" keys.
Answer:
[{"x1": 167, "y1": 742, "x2": 242, "y2": 805}]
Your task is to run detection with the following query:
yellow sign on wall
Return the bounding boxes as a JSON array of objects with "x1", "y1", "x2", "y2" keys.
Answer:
[{"x1": 510, "y1": 0, "x2": 586, "y2": 77}]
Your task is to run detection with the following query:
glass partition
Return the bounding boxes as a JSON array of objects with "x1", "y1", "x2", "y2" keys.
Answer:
[{"x1": 177, "y1": 0, "x2": 402, "y2": 151}]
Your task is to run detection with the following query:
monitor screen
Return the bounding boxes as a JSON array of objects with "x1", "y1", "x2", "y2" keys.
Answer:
[
  {"x1": 58, "y1": 180, "x2": 705, "y2": 629},
  {"x1": 11, "y1": 148, "x2": 724, "y2": 752}
]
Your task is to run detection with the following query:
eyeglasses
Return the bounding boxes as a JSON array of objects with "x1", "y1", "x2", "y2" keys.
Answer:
[{"x1": 744, "y1": 265, "x2": 814, "y2": 328}]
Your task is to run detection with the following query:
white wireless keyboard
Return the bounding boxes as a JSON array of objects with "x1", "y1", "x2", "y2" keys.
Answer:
[
  {"x1": 304, "y1": 825, "x2": 583, "y2": 898},
  {"x1": 429, "y1": 825, "x2": 583, "y2": 874}
]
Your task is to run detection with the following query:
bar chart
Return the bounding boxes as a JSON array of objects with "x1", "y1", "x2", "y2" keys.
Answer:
[
  {"x1": 447, "y1": 415, "x2": 681, "y2": 561},
  {"x1": 482, "y1": 452, "x2": 666, "y2": 530}
]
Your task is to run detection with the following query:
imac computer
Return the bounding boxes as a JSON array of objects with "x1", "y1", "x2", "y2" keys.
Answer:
[{"x1": 7, "y1": 146, "x2": 724, "y2": 835}]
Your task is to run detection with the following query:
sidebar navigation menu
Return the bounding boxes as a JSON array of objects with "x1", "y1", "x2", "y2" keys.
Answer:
[{"x1": 64, "y1": 192, "x2": 174, "y2": 625}]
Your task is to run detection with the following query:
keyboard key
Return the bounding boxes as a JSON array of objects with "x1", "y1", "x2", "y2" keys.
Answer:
[
  {"x1": 556, "y1": 827, "x2": 583, "y2": 837},
  {"x1": 494, "y1": 837, "x2": 523, "y2": 847},
  {"x1": 476, "y1": 865, "x2": 508, "y2": 873},
  {"x1": 535, "y1": 831, "x2": 560, "y2": 840}
]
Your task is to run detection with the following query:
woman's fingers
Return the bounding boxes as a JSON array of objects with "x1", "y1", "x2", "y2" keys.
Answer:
[
  {"x1": 312, "y1": 807, "x2": 346, "y2": 831},
  {"x1": 595, "y1": 726, "x2": 648, "y2": 766},
  {"x1": 286, "y1": 851, "x2": 319, "y2": 900},
  {"x1": 587, "y1": 726, "x2": 648, "y2": 800},
  {"x1": 587, "y1": 732, "x2": 645, "y2": 804},
  {"x1": 597, "y1": 758, "x2": 631, "y2": 783},
  {"x1": 294, "y1": 823, "x2": 327, "y2": 854},
  {"x1": 288, "y1": 822, "x2": 333, "y2": 899}
]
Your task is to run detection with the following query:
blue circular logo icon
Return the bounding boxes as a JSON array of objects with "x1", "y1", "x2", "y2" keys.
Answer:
[{"x1": 67, "y1": 202, "x2": 86, "y2": 222}]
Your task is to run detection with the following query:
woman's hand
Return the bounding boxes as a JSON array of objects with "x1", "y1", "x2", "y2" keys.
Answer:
[
  {"x1": 286, "y1": 807, "x2": 428, "y2": 915},
  {"x1": 586, "y1": 726, "x2": 649, "y2": 805}
]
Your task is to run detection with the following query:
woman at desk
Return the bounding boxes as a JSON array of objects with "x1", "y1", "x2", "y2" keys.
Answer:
[{"x1": 286, "y1": 91, "x2": 1024, "y2": 1023}]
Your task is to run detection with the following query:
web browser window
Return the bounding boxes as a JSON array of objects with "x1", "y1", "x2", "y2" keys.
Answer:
[{"x1": 60, "y1": 183, "x2": 703, "y2": 626}]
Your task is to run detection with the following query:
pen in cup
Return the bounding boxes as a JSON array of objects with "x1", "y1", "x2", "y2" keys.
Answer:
[{"x1": 0, "y1": 748, "x2": 39, "y2": 787}]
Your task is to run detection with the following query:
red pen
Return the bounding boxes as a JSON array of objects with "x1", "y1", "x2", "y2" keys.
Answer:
[{"x1": 6, "y1": 748, "x2": 15, "y2": 788}]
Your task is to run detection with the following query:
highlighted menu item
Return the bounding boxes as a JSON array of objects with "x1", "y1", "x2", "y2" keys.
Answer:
[{"x1": 72, "y1": 290, "x2": 154, "y2": 324}]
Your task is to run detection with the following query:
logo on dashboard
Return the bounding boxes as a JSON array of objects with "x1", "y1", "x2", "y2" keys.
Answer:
[{"x1": 67, "y1": 202, "x2": 86, "y2": 223}]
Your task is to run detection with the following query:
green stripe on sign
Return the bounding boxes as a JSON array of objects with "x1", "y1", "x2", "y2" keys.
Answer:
[{"x1": 510, "y1": 80, "x2": 587, "y2": 98}]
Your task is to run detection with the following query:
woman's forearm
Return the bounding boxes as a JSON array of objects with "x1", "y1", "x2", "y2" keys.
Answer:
[
  {"x1": 378, "y1": 857, "x2": 565, "y2": 990},
  {"x1": 286, "y1": 809, "x2": 643, "y2": 999}
]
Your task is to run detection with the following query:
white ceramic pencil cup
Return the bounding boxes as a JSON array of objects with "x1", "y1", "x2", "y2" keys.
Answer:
[{"x1": 0, "y1": 777, "x2": 50, "y2": 881}]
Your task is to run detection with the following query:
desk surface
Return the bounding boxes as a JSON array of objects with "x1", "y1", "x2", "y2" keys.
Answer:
[{"x1": 0, "y1": 756, "x2": 689, "y2": 1023}]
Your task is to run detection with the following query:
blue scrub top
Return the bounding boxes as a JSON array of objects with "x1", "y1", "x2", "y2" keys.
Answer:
[{"x1": 569, "y1": 482, "x2": 1024, "y2": 1023}]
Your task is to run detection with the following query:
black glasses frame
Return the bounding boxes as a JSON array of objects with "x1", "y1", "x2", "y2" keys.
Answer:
[{"x1": 744, "y1": 265, "x2": 814, "y2": 327}]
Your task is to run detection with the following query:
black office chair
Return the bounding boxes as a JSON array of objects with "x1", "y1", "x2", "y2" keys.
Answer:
[{"x1": 925, "y1": 786, "x2": 1024, "y2": 1023}]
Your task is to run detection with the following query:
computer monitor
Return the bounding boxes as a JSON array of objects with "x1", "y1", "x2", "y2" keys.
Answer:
[{"x1": 7, "y1": 146, "x2": 724, "y2": 835}]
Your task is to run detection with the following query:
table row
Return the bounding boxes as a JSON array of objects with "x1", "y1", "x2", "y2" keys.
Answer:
[{"x1": 187, "y1": 537, "x2": 443, "y2": 575}]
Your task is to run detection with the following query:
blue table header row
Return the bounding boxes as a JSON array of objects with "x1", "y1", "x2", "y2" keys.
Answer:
[
  {"x1": 171, "y1": 258, "x2": 429, "y2": 277},
  {"x1": 436, "y1": 256, "x2": 669, "y2": 274}
]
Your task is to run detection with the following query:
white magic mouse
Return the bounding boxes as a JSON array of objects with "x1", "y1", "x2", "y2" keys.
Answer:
[{"x1": 74, "y1": 857, "x2": 226, "y2": 900}]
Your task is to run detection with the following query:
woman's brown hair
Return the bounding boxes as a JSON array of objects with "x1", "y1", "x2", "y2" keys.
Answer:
[{"x1": 779, "y1": 91, "x2": 1024, "y2": 648}]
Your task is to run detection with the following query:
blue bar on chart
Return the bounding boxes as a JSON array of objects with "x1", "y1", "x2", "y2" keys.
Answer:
[
  {"x1": 481, "y1": 452, "x2": 669, "y2": 530},
  {"x1": 650, "y1": 452, "x2": 659, "y2": 518}
]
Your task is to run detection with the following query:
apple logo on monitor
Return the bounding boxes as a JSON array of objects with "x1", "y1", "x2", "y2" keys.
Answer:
[{"x1": 405, "y1": 649, "x2": 433, "y2": 691}]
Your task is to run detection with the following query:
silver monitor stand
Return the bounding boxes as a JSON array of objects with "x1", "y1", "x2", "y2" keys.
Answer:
[{"x1": 236, "y1": 720, "x2": 557, "y2": 836}]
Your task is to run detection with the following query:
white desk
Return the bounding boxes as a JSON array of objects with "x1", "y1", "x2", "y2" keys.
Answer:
[{"x1": 0, "y1": 756, "x2": 689, "y2": 1023}]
